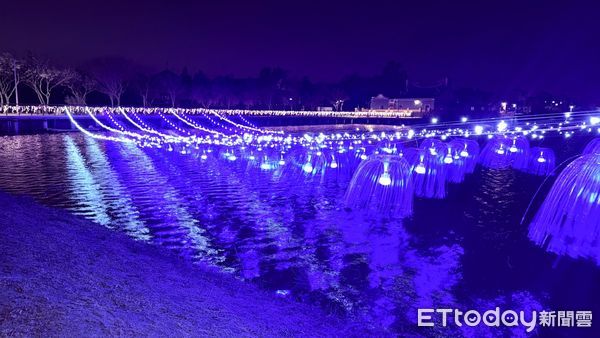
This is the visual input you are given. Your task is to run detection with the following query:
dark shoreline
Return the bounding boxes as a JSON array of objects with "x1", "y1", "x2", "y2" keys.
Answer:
[{"x1": 0, "y1": 191, "x2": 384, "y2": 337}]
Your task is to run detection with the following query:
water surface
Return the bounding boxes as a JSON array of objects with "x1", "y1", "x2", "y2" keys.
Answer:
[{"x1": 0, "y1": 133, "x2": 598, "y2": 336}]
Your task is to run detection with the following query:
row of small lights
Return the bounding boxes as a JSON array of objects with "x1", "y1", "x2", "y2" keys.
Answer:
[
  {"x1": 60, "y1": 105, "x2": 600, "y2": 157},
  {"x1": 63, "y1": 106, "x2": 600, "y2": 192}
]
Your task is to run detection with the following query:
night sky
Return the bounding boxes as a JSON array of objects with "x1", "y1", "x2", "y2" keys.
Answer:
[{"x1": 2, "y1": 1, "x2": 599, "y2": 100}]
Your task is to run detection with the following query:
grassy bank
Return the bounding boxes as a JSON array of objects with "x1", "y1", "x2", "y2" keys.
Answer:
[{"x1": 0, "y1": 192, "x2": 383, "y2": 337}]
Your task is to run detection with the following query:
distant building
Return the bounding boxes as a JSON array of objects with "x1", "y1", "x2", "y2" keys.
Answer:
[
  {"x1": 499, "y1": 101, "x2": 532, "y2": 117},
  {"x1": 369, "y1": 94, "x2": 434, "y2": 117},
  {"x1": 317, "y1": 106, "x2": 333, "y2": 111}
]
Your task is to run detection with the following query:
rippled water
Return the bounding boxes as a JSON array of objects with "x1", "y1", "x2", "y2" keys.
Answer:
[{"x1": 0, "y1": 133, "x2": 599, "y2": 336}]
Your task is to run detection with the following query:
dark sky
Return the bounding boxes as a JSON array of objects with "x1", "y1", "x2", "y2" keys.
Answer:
[{"x1": 2, "y1": 0, "x2": 599, "y2": 100}]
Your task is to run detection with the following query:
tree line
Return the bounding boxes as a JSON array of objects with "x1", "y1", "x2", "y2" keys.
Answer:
[{"x1": 0, "y1": 52, "x2": 422, "y2": 111}]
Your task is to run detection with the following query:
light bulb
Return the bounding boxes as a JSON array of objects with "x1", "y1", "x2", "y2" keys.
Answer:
[
  {"x1": 415, "y1": 163, "x2": 426, "y2": 174},
  {"x1": 330, "y1": 161, "x2": 338, "y2": 169},
  {"x1": 537, "y1": 157, "x2": 546, "y2": 163},
  {"x1": 509, "y1": 146, "x2": 518, "y2": 153},
  {"x1": 302, "y1": 162, "x2": 313, "y2": 173},
  {"x1": 378, "y1": 172, "x2": 392, "y2": 186},
  {"x1": 360, "y1": 154, "x2": 368, "y2": 160},
  {"x1": 496, "y1": 144, "x2": 506, "y2": 155},
  {"x1": 460, "y1": 150, "x2": 469, "y2": 157},
  {"x1": 497, "y1": 120, "x2": 508, "y2": 132},
  {"x1": 444, "y1": 155, "x2": 453, "y2": 164}
]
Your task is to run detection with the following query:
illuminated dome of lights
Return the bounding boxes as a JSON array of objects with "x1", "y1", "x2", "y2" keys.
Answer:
[
  {"x1": 526, "y1": 147, "x2": 556, "y2": 176},
  {"x1": 344, "y1": 154, "x2": 414, "y2": 218},
  {"x1": 403, "y1": 147, "x2": 448, "y2": 199},
  {"x1": 529, "y1": 152, "x2": 600, "y2": 264},
  {"x1": 479, "y1": 135, "x2": 530, "y2": 170}
]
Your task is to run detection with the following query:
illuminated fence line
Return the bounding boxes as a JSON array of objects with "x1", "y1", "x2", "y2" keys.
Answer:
[
  {"x1": 0, "y1": 105, "x2": 425, "y2": 119},
  {"x1": 1, "y1": 104, "x2": 597, "y2": 120},
  {"x1": 3, "y1": 105, "x2": 599, "y2": 130},
  {"x1": 6, "y1": 105, "x2": 600, "y2": 148}
]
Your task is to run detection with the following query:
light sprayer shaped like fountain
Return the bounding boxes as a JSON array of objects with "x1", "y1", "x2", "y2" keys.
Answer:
[{"x1": 344, "y1": 154, "x2": 414, "y2": 218}]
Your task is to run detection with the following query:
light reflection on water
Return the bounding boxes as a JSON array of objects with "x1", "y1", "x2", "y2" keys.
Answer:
[{"x1": 0, "y1": 133, "x2": 598, "y2": 336}]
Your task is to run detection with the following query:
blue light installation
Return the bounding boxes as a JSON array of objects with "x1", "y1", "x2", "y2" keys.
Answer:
[
  {"x1": 404, "y1": 147, "x2": 447, "y2": 199},
  {"x1": 377, "y1": 140, "x2": 404, "y2": 155},
  {"x1": 529, "y1": 152, "x2": 600, "y2": 265},
  {"x1": 507, "y1": 136, "x2": 530, "y2": 171},
  {"x1": 449, "y1": 138, "x2": 480, "y2": 173},
  {"x1": 582, "y1": 137, "x2": 600, "y2": 155},
  {"x1": 443, "y1": 138, "x2": 481, "y2": 183},
  {"x1": 445, "y1": 140, "x2": 468, "y2": 183},
  {"x1": 526, "y1": 147, "x2": 556, "y2": 176},
  {"x1": 479, "y1": 136, "x2": 529, "y2": 170},
  {"x1": 419, "y1": 138, "x2": 447, "y2": 157},
  {"x1": 344, "y1": 154, "x2": 414, "y2": 218}
]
